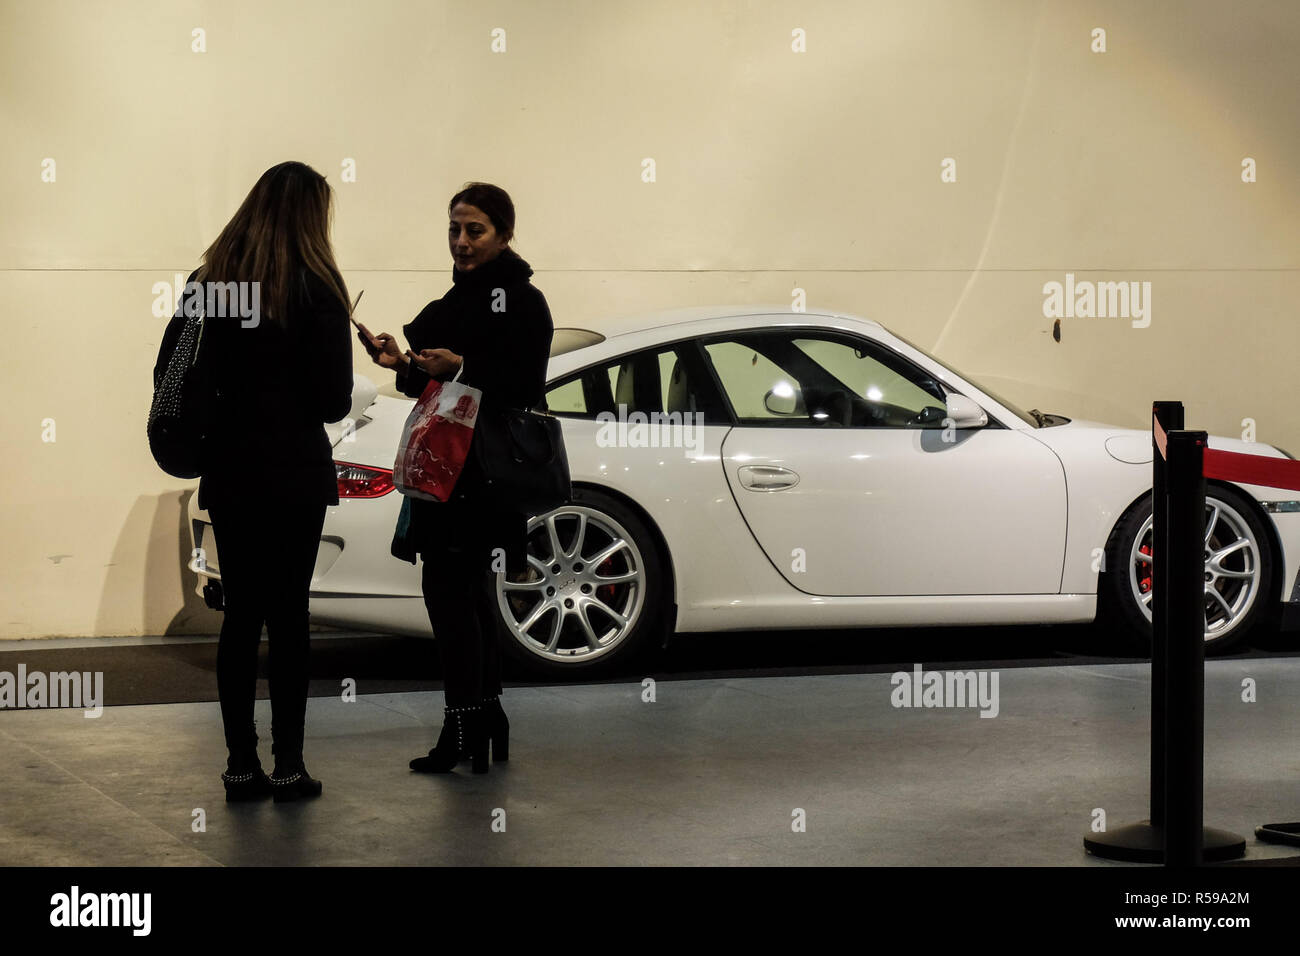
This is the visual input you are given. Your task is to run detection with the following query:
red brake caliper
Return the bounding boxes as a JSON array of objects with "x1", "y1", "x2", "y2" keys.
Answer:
[
  {"x1": 1138, "y1": 543, "x2": 1153, "y2": 595},
  {"x1": 597, "y1": 557, "x2": 617, "y2": 603}
]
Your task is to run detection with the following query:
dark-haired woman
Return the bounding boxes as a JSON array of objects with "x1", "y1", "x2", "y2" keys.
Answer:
[
  {"x1": 154, "y1": 161, "x2": 354, "y2": 801},
  {"x1": 359, "y1": 183, "x2": 553, "y2": 773}
]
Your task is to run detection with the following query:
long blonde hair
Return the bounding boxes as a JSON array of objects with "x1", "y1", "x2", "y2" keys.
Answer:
[{"x1": 197, "y1": 161, "x2": 349, "y2": 324}]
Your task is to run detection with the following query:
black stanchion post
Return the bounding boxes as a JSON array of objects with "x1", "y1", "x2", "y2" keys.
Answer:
[
  {"x1": 1149, "y1": 400, "x2": 1182, "y2": 827},
  {"x1": 1164, "y1": 430, "x2": 1207, "y2": 866},
  {"x1": 1083, "y1": 402, "x2": 1181, "y2": 862},
  {"x1": 1083, "y1": 405, "x2": 1243, "y2": 864}
]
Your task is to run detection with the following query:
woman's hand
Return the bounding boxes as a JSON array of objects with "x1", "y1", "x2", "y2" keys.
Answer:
[
  {"x1": 358, "y1": 324, "x2": 405, "y2": 368},
  {"x1": 408, "y1": 348, "x2": 462, "y2": 377}
]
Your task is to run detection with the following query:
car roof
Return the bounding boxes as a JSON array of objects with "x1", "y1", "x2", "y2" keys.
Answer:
[
  {"x1": 543, "y1": 305, "x2": 1032, "y2": 432},
  {"x1": 553, "y1": 304, "x2": 885, "y2": 355}
]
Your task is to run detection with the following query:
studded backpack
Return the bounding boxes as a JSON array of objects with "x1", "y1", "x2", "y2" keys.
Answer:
[{"x1": 147, "y1": 278, "x2": 217, "y2": 478}]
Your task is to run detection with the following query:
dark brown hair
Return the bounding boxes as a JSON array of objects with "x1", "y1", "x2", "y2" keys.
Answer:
[
  {"x1": 449, "y1": 182, "x2": 516, "y2": 244},
  {"x1": 197, "y1": 161, "x2": 350, "y2": 323}
]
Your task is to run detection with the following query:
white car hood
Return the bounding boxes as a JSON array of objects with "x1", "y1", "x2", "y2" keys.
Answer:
[{"x1": 1025, "y1": 418, "x2": 1288, "y2": 465}]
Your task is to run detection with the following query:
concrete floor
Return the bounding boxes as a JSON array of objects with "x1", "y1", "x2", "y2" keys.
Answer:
[{"x1": 2, "y1": 656, "x2": 1300, "y2": 866}]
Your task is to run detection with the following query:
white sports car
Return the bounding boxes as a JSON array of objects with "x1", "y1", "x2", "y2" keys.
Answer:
[{"x1": 187, "y1": 306, "x2": 1300, "y2": 676}]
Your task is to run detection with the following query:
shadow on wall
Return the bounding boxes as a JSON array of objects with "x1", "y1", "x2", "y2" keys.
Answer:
[
  {"x1": 163, "y1": 489, "x2": 225, "y2": 635},
  {"x1": 96, "y1": 489, "x2": 223, "y2": 638},
  {"x1": 105, "y1": 489, "x2": 341, "y2": 639}
]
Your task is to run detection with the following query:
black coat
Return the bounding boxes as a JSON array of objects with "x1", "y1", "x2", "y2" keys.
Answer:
[
  {"x1": 152, "y1": 268, "x2": 355, "y2": 511},
  {"x1": 391, "y1": 247, "x2": 554, "y2": 566}
]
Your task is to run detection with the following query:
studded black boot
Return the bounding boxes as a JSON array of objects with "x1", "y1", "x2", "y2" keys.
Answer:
[
  {"x1": 483, "y1": 695, "x2": 509, "y2": 762},
  {"x1": 222, "y1": 759, "x2": 273, "y2": 803},
  {"x1": 269, "y1": 764, "x2": 323, "y2": 802},
  {"x1": 410, "y1": 704, "x2": 488, "y2": 774},
  {"x1": 269, "y1": 728, "x2": 321, "y2": 802}
]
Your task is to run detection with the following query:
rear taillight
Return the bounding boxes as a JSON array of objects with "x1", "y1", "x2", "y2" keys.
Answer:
[{"x1": 335, "y1": 461, "x2": 395, "y2": 498}]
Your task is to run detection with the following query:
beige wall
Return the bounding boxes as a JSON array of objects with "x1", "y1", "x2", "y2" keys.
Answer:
[{"x1": 2, "y1": 0, "x2": 1298, "y2": 638}]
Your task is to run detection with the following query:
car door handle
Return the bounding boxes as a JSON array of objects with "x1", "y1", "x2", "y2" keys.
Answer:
[{"x1": 737, "y1": 464, "x2": 800, "y2": 491}]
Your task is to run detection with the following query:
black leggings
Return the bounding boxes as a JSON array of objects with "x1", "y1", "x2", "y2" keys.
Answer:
[
  {"x1": 207, "y1": 497, "x2": 326, "y2": 770},
  {"x1": 420, "y1": 538, "x2": 503, "y2": 708}
]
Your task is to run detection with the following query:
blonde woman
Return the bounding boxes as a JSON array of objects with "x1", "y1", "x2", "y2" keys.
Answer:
[{"x1": 156, "y1": 161, "x2": 353, "y2": 801}]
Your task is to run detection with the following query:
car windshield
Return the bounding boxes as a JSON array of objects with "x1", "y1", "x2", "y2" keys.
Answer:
[{"x1": 887, "y1": 329, "x2": 1041, "y2": 428}]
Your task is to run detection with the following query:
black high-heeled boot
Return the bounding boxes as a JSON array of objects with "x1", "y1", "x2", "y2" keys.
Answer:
[
  {"x1": 483, "y1": 696, "x2": 509, "y2": 762},
  {"x1": 410, "y1": 712, "x2": 456, "y2": 771},
  {"x1": 409, "y1": 704, "x2": 488, "y2": 774}
]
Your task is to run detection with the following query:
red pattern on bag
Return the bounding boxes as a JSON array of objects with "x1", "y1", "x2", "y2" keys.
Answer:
[
  {"x1": 453, "y1": 393, "x2": 475, "y2": 421},
  {"x1": 393, "y1": 377, "x2": 481, "y2": 502}
]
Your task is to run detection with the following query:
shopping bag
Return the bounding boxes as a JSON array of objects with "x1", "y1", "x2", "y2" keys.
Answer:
[{"x1": 393, "y1": 365, "x2": 481, "y2": 501}]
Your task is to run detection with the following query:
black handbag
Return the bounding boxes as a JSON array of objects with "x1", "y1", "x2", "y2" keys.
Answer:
[
  {"x1": 473, "y1": 404, "x2": 571, "y2": 515},
  {"x1": 147, "y1": 282, "x2": 216, "y2": 478},
  {"x1": 390, "y1": 494, "x2": 417, "y2": 565}
]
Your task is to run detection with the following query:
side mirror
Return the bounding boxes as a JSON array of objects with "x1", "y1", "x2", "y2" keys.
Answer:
[
  {"x1": 944, "y1": 393, "x2": 988, "y2": 429},
  {"x1": 763, "y1": 383, "x2": 806, "y2": 416}
]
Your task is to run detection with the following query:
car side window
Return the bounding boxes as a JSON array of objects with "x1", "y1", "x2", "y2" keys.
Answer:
[
  {"x1": 702, "y1": 330, "x2": 948, "y2": 428},
  {"x1": 699, "y1": 341, "x2": 795, "y2": 420},
  {"x1": 545, "y1": 377, "x2": 586, "y2": 415},
  {"x1": 544, "y1": 343, "x2": 730, "y2": 424}
]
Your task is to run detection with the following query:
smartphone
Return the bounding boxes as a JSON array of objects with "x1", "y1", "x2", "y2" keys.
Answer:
[
  {"x1": 348, "y1": 290, "x2": 383, "y2": 359},
  {"x1": 353, "y1": 323, "x2": 381, "y2": 359}
]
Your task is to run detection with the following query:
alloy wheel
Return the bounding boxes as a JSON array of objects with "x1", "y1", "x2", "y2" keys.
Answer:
[
  {"x1": 1128, "y1": 496, "x2": 1262, "y2": 642},
  {"x1": 495, "y1": 505, "x2": 647, "y2": 664}
]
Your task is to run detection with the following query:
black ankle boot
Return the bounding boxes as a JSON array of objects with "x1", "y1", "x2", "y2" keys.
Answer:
[
  {"x1": 270, "y1": 764, "x2": 323, "y2": 802},
  {"x1": 409, "y1": 713, "x2": 457, "y2": 772},
  {"x1": 222, "y1": 766, "x2": 273, "y2": 803},
  {"x1": 409, "y1": 704, "x2": 488, "y2": 774},
  {"x1": 483, "y1": 696, "x2": 509, "y2": 763}
]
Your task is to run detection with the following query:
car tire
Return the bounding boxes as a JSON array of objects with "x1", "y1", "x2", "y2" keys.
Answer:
[
  {"x1": 1101, "y1": 484, "x2": 1275, "y2": 656},
  {"x1": 488, "y1": 486, "x2": 669, "y2": 679}
]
